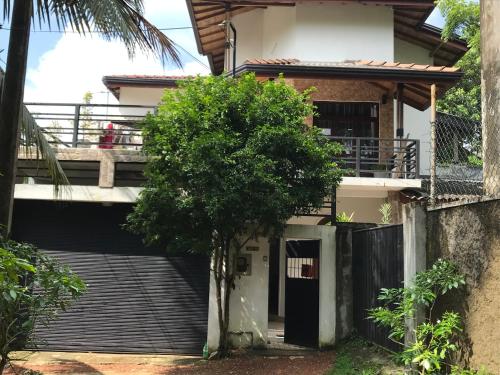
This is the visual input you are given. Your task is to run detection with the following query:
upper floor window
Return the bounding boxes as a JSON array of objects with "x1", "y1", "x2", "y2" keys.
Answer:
[{"x1": 313, "y1": 102, "x2": 379, "y2": 139}]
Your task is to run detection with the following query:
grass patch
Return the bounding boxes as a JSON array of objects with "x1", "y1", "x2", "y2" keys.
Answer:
[{"x1": 326, "y1": 337, "x2": 403, "y2": 375}]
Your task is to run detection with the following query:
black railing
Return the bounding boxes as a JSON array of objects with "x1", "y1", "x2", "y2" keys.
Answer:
[
  {"x1": 25, "y1": 102, "x2": 155, "y2": 149},
  {"x1": 25, "y1": 103, "x2": 420, "y2": 179},
  {"x1": 328, "y1": 136, "x2": 420, "y2": 179}
]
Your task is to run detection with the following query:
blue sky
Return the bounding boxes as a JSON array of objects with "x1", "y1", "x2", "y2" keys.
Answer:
[{"x1": 0, "y1": 1, "x2": 444, "y2": 103}]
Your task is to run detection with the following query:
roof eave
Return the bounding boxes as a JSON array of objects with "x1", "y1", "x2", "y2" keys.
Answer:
[{"x1": 235, "y1": 64, "x2": 463, "y2": 82}]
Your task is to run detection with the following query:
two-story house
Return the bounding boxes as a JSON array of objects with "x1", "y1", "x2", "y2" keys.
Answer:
[{"x1": 12, "y1": 0, "x2": 468, "y2": 356}]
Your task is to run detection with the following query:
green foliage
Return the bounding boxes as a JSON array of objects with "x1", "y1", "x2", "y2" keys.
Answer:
[
  {"x1": 0, "y1": 238, "x2": 85, "y2": 373},
  {"x1": 368, "y1": 259, "x2": 487, "y2": 374},
  {"x1": 127, "y1": 74, "x2": 343, "y2": 253},
  {"x1": 466, "y1": 154, "x2": 482, "y2": 167},
  {"x1": 336, "y1": 212, "x2": 354, "y2": 223},
  {"x1": 326, "y1": 337, "x2": 398, "y2": 375},
  {"x1": 379, "y1": 203, "x2": 392, "y2": 225},
  {"x1": 450, "y1": 366, "x2": 492, "y2": 375},
  {"x1": 437, "y1": 0, "x2": 481, "y2": 121}
]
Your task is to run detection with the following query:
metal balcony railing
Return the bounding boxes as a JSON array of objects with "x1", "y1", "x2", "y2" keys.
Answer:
[
  {"x1": 24, "y1": 103, "x2": 420, "y2": 180},
  {"x1": 328, "y1": 136, "x2": 420, "y2": 179},
  {"x1": 25, "y1": 102, "x2": 154, "y2": 149}
]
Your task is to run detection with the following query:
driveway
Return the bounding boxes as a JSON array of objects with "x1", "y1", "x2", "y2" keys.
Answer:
[{"x1": 6, "y1": 350, "x2": 335, "y2": 375}]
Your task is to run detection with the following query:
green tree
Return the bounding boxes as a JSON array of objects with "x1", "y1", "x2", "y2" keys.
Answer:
[
  {"x1": 0, "y1": 0, "x2": 181, "y2": 236},
  {"x1": 127, "y1": 74, "x2": 343, "y2": 357},
  {"x1": 0, "y1": 238, "x2": 85, "y2": 374},
  {"x1": 437, "y1": 0, "x2": 481, "y2": 121}
]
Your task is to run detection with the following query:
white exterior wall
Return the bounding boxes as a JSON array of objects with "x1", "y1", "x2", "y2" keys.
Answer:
[
  {"x1": 394, "y1": 37, "x2": 434, "y2": 176},
  {"x1": 232, "y1": 4, "x2": 394, "y2": 66},
  {"x1": 207, "y1": 236, "x2": 270, "y2": 351},
  {"x1": 119, "y1": 87, "x2": 166, "y2": 106}
]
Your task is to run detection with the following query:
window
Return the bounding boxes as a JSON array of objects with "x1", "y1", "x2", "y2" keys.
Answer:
[{"x1": 313, "y1": 102, "x2": 379, "y2": 139}]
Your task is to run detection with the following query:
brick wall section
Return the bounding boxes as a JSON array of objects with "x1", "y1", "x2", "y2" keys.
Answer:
[{"x1": 285, "y1": 78, "x2": 394, "y2": 161}]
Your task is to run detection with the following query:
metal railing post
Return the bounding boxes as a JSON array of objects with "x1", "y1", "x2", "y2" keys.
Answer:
[
  {"x1": 415, "y1": 140, "x2": 420, "y2": 179},
  {"x1": 355, "y1": 138, "x2": 361, "y2": 177},
  {"x1": 72, "y1": 104, "x2": 81, "y2": 148}
]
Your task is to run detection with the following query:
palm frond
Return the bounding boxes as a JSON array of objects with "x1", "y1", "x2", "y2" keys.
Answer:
[
  {"x1": 19, "y1": 105, "x2": 70, "y2": 194},
  {"x1": 2, "y1": 0, "x2": 181, "y2": 66}
]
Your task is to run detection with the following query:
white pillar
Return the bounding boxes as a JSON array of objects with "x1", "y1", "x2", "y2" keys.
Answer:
[{"x1": 402, "y1": 203, "x2": 427, "y2": 346}]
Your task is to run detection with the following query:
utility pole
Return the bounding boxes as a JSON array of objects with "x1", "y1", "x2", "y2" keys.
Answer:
[{"x1": 481, "y1": 0, "x2": 500, "y2": 198}]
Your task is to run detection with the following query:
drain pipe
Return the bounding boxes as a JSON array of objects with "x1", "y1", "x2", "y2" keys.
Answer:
[{"x1": 229, "y1": 21, "x2": 237, "y2": 78}]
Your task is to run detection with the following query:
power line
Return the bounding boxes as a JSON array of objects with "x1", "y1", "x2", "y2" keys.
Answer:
[
  {"x1": 0, "y1": 26, "x2": 193, "y2": 33},
  {"x1": 172, "y1": 41, "x2": 209, "y2": 70}
]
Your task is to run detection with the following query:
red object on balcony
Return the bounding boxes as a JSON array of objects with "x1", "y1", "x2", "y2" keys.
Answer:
[{"x1": 99, "y1": 123, "x2": 114, "y2": 149}]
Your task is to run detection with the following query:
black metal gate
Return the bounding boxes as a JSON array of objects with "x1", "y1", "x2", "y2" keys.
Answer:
[
  {"x1": 284, "y1": 240, "x2": 320, "y2": 348},
  {"x1": 11, "y1": 200, "x2": 209, "y2": 354},
  {"x1": 352, "y1": 224, "x2": 403, "y2": 351}
]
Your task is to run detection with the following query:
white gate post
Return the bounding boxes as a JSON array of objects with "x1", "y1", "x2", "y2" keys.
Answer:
[{"x1": 402, "y1": 203, "x2": 427, "y2": 347}]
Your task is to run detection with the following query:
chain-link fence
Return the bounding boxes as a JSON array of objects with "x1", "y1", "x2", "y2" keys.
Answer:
[{"x1": 425, "y1": 112, "x2": 499, "y2": 206}]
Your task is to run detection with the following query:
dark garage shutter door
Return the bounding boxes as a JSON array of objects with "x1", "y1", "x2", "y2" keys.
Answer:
[{"x1": 11, "y1": 200, "x2": 209, "y2": 354}]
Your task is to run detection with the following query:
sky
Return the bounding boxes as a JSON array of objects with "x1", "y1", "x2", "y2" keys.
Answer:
[
  {"x1": 0, "y1": 1, "x2": 444, "y2": 105},
  {"x1": 0, "y1": 0, "x2": 210, "y2": 104}
]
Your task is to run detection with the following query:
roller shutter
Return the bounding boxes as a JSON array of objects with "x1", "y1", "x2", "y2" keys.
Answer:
[{"x1": 11, "y1": 200, "x2": 209, "y2": 354}]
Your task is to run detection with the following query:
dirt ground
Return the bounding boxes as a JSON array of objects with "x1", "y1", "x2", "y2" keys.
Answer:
[{"x1": 6, "y1": 350, "x2": 336, "y2": 375}]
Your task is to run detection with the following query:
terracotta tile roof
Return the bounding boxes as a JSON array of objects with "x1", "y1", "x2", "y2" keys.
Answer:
[
  {"x1": 243, "y1": 59, "x2": 461, "y2": 73},
  {"x1": 104, "y1": 75, "x2": 191, "y2": 80}
]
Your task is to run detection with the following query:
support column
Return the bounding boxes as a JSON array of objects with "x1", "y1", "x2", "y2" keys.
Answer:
[
  {"x1": 99, "y1": 151, "x2": 115, "y2": 188},
  {"x1": 402, "y1": 203, "x2": 427, "y2": 347}
]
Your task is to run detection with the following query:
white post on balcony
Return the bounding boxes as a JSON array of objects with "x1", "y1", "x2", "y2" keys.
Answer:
[{"x1": 430, "y1": 84, "x2": 437, "y2": 207}]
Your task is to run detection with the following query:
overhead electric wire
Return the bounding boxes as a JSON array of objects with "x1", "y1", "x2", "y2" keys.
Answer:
[
  {"x1": 0, "y1": 25, "x2": 209, "y2": 70},
  {"x1": 0, "y1": 26, "x2": 193, "y2": 32}
]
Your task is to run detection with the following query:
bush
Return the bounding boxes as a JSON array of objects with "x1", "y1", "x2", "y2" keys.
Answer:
[
  {"x1": 0, "y1": 238, "x2": 85, "y2": 374},
  {"x1": 368, "y1": 259, "x2": 490, "y2": 374}
]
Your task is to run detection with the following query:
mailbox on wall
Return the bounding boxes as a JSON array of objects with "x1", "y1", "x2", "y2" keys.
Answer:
[{"x1": 236, "y1": 253, "x2": 252, "y2": 276}]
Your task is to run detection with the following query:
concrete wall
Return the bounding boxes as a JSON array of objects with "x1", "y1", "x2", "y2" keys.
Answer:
[
  {"x1": 394, "y1": 38, "x2": 433, "y2": 65},
  {"x1": 118, "y1": 87, "x2": 166, "y2": 106},
  {"x1": 207, "y1": 224, "x2": 337, "y2": 352},
  {"x1": 207, "y1": 236, "x2": 270, "y2": 351},
  {"x1": 393, "y1": 38, "x2": 433, "y2": 176},
  {"x1": 426, "y1": 199, "x2": 500, "y2": 372},
  {"x1": 232, "y1": 4, "x2": 394, "y2": 66}
]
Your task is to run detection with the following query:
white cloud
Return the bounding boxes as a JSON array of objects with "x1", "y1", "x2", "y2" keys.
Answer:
[{"x1": 24, "y1": 0, "x2": 209, "y2": 104}]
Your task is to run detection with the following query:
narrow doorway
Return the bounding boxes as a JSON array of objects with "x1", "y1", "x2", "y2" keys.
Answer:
[
  {"x1": 284, "y1": 239, "x2": 320, "y2": 348},
  {"x1": 268, "y1": 238, "x2": 321, "y2": 349}
]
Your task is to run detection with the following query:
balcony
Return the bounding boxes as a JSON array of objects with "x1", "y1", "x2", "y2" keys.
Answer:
[
  {"x1": 328, "y1": 136, "x2": 420, "y2": 179},
  {"x1": 25, "y1": 102, "x2": 153, "y2": 149},
  {"x1": 18, "y1": 103, "x2": 421, "y2": 192}
]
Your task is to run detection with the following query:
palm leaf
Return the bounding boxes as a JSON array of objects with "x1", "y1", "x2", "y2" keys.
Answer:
[
  {"x1": 3, "y1": 0, "x2": 181, "y2": 66},
  {"x1": 19, "y1": 105, "x2": 70, "y2": 194}
]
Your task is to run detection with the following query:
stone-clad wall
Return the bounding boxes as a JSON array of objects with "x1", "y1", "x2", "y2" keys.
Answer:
[{"x1": 426, "y1": 199, "x2": 500, "y2": 372}]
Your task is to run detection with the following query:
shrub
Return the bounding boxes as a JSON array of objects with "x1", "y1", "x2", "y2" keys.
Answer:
[
  {"x1": 368, "y1": 259, "x2": 490, "y2": 374},
  {"x1": 0, "y1": 238, "x2": 85, "y2": 374}
]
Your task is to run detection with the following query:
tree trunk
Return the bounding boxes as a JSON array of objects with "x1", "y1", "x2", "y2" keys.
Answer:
[
  {"x1": 0, "y1": 0, "x2": 33, "y2": 237},
  {"x1": 481, "y1": 0, "x2": 500, "y2": 198},
  {"x1": 0, "y1": 355, "x2": 7, "y2": 374},
  {"x1": 214, "y1": 239, "x2": 233, "y2": 358}
]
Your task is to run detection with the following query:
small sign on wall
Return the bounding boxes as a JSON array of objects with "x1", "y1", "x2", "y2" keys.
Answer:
[{"x1": 246, "y1": 246, "x2": 259, "y2": 252}]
